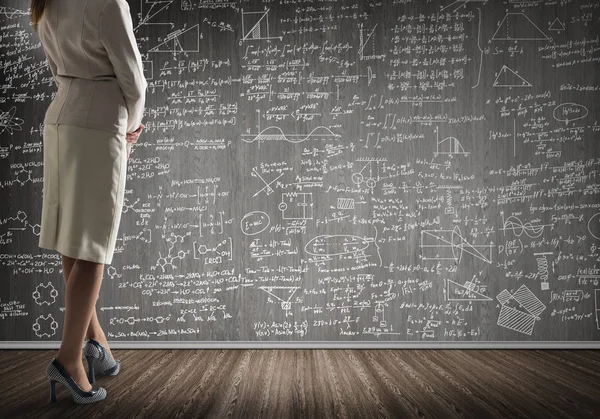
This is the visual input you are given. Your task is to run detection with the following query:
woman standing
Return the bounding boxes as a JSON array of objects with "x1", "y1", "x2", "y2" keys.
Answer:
[{"x1": 32, "y1": 0, "x2": 147, "y2": 404}]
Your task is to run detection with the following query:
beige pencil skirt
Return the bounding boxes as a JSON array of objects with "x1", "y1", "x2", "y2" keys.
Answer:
[{"x1": 38, "y1": 123, "x2": 127, "y2": 265}]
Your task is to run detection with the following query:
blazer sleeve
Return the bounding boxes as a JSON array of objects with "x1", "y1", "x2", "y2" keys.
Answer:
[{"x1": 99, "y1": 0, "x2": 148, "y2": 133}]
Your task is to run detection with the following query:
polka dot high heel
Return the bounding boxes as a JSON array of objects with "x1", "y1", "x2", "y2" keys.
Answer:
[
  {"x1": 83, "y1": 338, "x2": 121, "y2": 384},
  {"x1": 47, "y1": 357, "x2": 107, "y2": 404}
]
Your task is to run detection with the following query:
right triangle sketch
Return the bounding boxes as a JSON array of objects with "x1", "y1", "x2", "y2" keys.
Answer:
[
  {"x1": 493, "y1": 65, "x2": 532, "y2": 88},
  {"x1": 149, "y1": 24, "x2": 200, "y2": 54}
]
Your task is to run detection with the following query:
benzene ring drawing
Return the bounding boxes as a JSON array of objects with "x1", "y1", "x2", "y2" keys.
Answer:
[{"x1": 32, "y1": 282, "x2": 59, "y2": 306}]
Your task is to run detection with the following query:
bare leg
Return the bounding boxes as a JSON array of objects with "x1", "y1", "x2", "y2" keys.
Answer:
[
  {"x1": 55, "y1": 258, "x2": 104, "y2": 392},
  {"x1": 61, "y1": 255, "x2": 114, "y2": 359}
]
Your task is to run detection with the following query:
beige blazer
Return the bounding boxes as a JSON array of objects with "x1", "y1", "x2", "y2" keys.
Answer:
[{"x1": 37, "y1": 0, "x2": 147, "y2": 136}]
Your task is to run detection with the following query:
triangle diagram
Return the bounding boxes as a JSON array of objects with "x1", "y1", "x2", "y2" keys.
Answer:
[
  {"x1": 455, "y1": 239, "x2": 493, "y2": 264},
  {"x1": 259, "y1": 286, "x2": 300, "y2": 303},
  {"x1": 149, "y1": 24, "x2": 200, "y2": 53},
  {"x1": 504, "y1": 296, "x2": 529, "y2": 312},
  {"x1": 447, "y1": 280, "x2": 493, "y2": 301},
  {"x1": 492, "y1": 13, "x2": 550, "y2": 41},
  {"x1": 493, "y1": 65, "x2": 532, "y2": 88},
  {"x1": 548, "y1": 18, "x2": 565, "y2": 31}
]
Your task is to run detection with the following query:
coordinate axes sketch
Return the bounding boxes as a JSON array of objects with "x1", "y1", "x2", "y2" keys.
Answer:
[
  {"x1": 358, "y1": 23, "x2": 386, "y2": 61},
  {"x1": 433, "y1": 126, "x2": 470, "y2": 158}
]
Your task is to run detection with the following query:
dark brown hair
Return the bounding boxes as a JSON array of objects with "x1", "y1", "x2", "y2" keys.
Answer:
[{"x1": 30, "y1": 0, "x2": 50, "y2": 31}]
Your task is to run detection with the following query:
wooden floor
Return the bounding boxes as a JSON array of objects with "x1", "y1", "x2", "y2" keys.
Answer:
[{"x1": 0, "y1": 349, "x2": 599, "y2": 418}]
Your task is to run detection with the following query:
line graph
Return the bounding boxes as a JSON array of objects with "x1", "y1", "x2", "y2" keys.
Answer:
[{"x1": 358, "y1": 23, "x2": 386, "y2": 61}]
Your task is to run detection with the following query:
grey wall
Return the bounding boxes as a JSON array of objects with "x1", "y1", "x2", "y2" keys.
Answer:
[{"x1": 1, "y1": 0, "x2": 600, "y2": 347}]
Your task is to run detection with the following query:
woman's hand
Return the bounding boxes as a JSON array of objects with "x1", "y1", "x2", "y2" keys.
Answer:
[{"x1": 126, "y1": 123, "x2": 144, "y2": 159}]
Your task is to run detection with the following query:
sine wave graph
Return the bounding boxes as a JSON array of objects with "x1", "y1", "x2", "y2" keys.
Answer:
[
  {"x1": 500, "y1": 212, "x2": 553, "y2": 238},
  {"x1": 241, "y1": 126, "x2": 340, "y2": 144},
  {"x1": 241, "y1": 110, "x2": 341, "y2": 145}
]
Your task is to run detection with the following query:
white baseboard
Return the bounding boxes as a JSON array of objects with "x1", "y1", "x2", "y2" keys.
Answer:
[{"x1": 1, "y1": 341, "x2": 599, "y2": 349}]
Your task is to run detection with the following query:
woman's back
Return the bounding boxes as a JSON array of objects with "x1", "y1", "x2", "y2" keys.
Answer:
[{"x1": 37, "y1": 0, "x2": 147, "y2": 135}]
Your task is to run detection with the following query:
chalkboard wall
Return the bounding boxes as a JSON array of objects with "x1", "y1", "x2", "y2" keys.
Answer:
[{"x1": 1, "y1": 0, "x2": 600, "y2": 348}]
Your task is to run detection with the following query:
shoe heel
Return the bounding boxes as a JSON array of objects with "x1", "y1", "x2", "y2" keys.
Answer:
[
  {"x1": 84, "y1": 338, "x2": 121, "y2": 377},
  {"x1": 46, "y1": 358, "x2": 106, "y2": 404},
  {"x1": 86, "y1": 355, "x2": 96, "y2": 384},
  {"x1": 49, "y1": 379, "x2": 57, "y2": 403}
]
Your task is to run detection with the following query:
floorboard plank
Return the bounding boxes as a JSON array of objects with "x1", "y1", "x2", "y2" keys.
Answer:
[{"x1": 0, "y1": 349, "x2": 598, "y2": 418}]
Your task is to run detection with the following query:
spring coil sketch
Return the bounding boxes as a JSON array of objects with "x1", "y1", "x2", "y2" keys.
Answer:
[{"x1": 536, "y1": 254, "x2": 549, "y2": 282}]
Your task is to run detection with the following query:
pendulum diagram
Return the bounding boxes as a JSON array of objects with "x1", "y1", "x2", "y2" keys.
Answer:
[{"x1": 352, "y1": 157, "x2": 387, "y2": 190}]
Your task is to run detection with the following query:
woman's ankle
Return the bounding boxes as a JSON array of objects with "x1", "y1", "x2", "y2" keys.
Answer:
[
  {"x1": 55, "y1": 353, "x2": 82, "y2": 370},
  {"x1": 86, "y1": 330, "x2": 106, "y2": 341}
]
